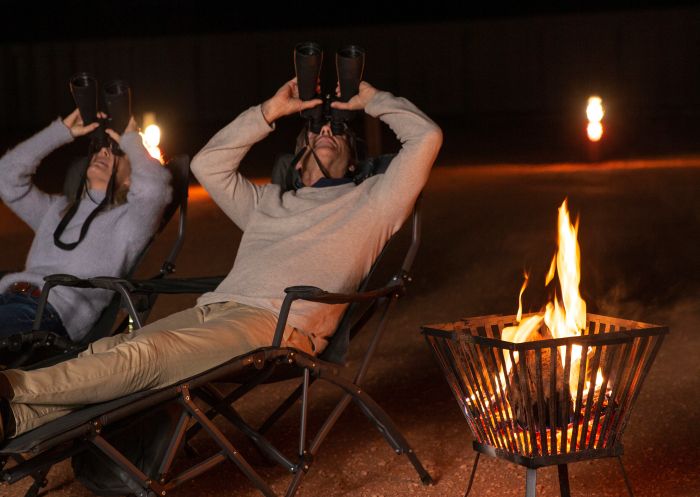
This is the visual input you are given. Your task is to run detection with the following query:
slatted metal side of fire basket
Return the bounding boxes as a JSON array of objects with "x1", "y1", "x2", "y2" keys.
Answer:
[{"x1": 422, "y1": 313, "x2": 667, "y2": 473}]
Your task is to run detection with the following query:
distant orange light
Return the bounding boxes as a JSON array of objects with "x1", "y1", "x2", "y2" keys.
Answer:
[
  {"x1": 188, "y1": 185, "x2": 210, "y2": 202},
  {"x1": 187, "y1": 178, "x2": 270, "y2": 203},
  {"x1": 587, "y1": 122, "x2": 603, "y2": 142},
  {"x1": 586, "y1": 96, "x2": 604, "y2": 142}
]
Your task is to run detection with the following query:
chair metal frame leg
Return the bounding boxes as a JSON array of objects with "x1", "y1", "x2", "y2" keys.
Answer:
[
  {"x1": 185, "y1": 351, "x2": 432, "y2": 497},
  {"x1": 7, "y1": 454, "x2": 50, "y2": 497},
  {"x1": 617, "y1": 456, "x2": 635, "y2": 497},
  {"x1": 195, "y1": 385, "x2": 297, "y2": 472},
  {"x1": 292, "y1": 355, "x2": 433, "y2": 485},
  {"x1": 180, "y1": 386, "x2": 277, "y2": 497}
]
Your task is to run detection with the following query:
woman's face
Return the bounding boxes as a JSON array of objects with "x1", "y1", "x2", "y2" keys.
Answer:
[{"x1": 86, "y1": 147, "x2": 131, "y2": 191}]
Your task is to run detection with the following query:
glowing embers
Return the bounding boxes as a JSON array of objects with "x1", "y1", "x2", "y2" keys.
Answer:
[{"x1": 460, "y1": 334, "x2": 614, "y2": 457}]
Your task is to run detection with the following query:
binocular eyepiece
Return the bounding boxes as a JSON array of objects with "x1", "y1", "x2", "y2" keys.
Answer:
[
  {"x1": 69, "y1": 72, "x2": 132, "y2": 155},
  {"x1": 294, "y1": 42, "x2": 365, "y2": 135}
]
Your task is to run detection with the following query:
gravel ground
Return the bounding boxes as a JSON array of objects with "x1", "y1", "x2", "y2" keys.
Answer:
[{"x1": 2, "y1": 157, "x2": 699, "y2": 497}]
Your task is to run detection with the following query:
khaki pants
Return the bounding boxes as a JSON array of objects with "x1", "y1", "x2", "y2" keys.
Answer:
[{"x1": 5, "y1": 301, "x2": 312, "y2": 436}]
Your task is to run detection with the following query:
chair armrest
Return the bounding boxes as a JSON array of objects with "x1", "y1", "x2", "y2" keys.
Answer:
[
  {"x1": 283, "y1": 279, "x2": 405, "y2": 304},
  {"x1": 271, "y1": 278, "x2": 406, "y2": 347},
  {"x1": 37, "y1": 274, "x2": 225, "y2": 332},
  {"x1": 45, "y1": 275, "x2": 224, "y2": 295},
  {"x1": 127, "y1": 276, "x2": 224, "y2": 295},
  {"x1": 34, "y1": 274, "x2": 139, "y2": 331},
  {"x1": 43, "y1": 273, "x2": 116, "y2": 289},
  {"x1": 71, "y1": 275, "x2": 224, "y2": 329}
]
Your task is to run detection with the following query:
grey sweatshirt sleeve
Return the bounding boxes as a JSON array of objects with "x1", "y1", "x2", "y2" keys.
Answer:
[
  {"x1": 364, "y1": 91, "x2": 443, "y2": 230},
  {"x1": 0, "y1": 119, "x2": 74, "y2": 231},
  {"x1": 190, "y1": 105, "x2": 271, "y2": 230},
  {"x1": 117, "y1": 131, "x2": 173, "y2": 238}
]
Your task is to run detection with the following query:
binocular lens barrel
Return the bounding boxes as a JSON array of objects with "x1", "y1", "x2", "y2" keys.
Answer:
[
  {"x1": 336, "y1": 45, "x2": 365, "y2": 103},
  {"x1": 69, "y1": 72, "x2": 99, "y2": 125},
  {"x1": 294, "y1": 41, "x2": 323, "y2": 102},
  {"x1": 104, "y1": 80, "x2": 132, "y2": 134},
  {"x1": 293, "y1": 42, "x2": 365, "y2": 134}
]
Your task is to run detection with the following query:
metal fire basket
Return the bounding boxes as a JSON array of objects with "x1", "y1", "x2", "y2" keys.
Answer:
[{"x1": 422, "y1": 313, "x2": 668, "y2": 497}]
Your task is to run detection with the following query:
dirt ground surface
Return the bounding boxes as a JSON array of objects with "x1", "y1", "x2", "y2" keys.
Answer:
[{"x1": 2, "y1": 157, "x2": 699, "y2": 497}]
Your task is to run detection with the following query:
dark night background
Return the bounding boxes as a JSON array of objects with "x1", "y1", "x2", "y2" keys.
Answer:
[{"x1": 1, "y1": 1, "x2": 699, "y2": 184}]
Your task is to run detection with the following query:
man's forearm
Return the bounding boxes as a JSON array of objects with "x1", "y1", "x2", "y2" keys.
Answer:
[
  {"x1": 190, "y1": 105, "x2": 273, "y2": 229},
  {"x1": 365, "y1": 91, "x2": 442, "y2": 222}
]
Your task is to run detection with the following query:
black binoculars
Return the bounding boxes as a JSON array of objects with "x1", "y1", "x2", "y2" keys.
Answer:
[
  {"x1": 294, "y1": 42, "x2": 365, "y2": 135},
  {"x1": 69, "y1": 72, "x2": 131, "y2": 155}
]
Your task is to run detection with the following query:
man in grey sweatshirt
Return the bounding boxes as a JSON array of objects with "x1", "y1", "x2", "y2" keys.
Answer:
[
  {"x1": 0, "y1": 79, "x2": 441, "y2": 439},
  {"x1": 0, "y1": 110, "x2": 172, "y2": 342}
]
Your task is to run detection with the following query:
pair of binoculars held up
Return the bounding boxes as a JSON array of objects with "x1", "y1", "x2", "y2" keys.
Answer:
[
  {"x1": 294, "y1": 42, "x2": 365, "y2": 135},
  {"x1": 69, "y1": 72, "x2": 131, "y2": 154}
]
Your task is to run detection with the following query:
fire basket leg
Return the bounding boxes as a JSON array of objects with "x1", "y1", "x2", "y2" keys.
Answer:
[
  {"x1": 525, "y1": 468, "x2": 537, "y2": 497},
  {"x1": 557, "y1": 464, "x2": 571, "y2": 497},
  {"x1": 616, "y1": 456, "x2": 635, "y2": 497},
  {"x1": 463, "y1": 452, "x2": 480, "y2": 497}
]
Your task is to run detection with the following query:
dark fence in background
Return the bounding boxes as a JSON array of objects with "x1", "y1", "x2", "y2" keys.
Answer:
[{"x1": 1, "y1": 6, "x2": 698, "y2": 168}]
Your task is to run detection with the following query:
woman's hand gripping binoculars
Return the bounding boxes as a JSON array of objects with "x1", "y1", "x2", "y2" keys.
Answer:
[{"x1": 69, "y1": 72, "x2": 132, "y2": 154}]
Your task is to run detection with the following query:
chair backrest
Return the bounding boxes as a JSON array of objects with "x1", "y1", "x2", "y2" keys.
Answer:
[
  {"x1": 270, "y1": 152, "x2": 420, "y2": 364},
  {"x1": 270, "y1": 152, "x2": 397, "y2": 193}
]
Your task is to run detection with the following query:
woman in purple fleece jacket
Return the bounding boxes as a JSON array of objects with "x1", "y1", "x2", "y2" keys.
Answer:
[{"x1": 0, "y1": 109, "x2": 172, "y2": 342}]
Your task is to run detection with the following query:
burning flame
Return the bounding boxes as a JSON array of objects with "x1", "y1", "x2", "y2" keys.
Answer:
[
  {"x1": 463, "y1": 200, "x2": 617, "y2": 457},
  {"x1": 501, "y1": 199, "x2": 595, "y2": 401}
]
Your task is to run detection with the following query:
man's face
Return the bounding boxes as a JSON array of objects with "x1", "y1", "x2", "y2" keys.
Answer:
[
  {"x1": 86, "y1": 147, "x2": 131, "y2": 192},
  {"x1": 302, "y1": 122, "x2": 352, "y2": 179}
]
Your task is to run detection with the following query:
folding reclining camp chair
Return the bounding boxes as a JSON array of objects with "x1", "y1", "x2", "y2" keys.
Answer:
[
  {"x1": 0, "y1": 153, "x2": 434, "y2": 497},
  {"x1": 0, "y1": 154, "x2": 192, "y2": 369}
]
